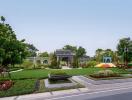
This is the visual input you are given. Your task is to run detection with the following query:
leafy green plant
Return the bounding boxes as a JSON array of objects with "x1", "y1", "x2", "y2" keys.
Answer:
[
  {"x1": 50, "y1": 71, "x2": 67, "y2": 75},
  {"x1": 21, "y1": 60, "x2": 34, "y2": 69},
  {"x1": 85, "y1": 61, "x2": 97, "y2": 68},
  {"x1": 128, "y1": 63, "x2": 132, "y2": 68},
  {"x1": 37, "y1": 64, "x2": 50, "y2": 69},
  {"x1": 90, "y1": 70, "x2": 120, "y2": 78}
]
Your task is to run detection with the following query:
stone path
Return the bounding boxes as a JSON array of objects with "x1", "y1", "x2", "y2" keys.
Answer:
[
  {"x1": 72, "y1": 76, "x2": 132, "y2": 91},
  {"x1": 9, "y1": 69, "x2": 23, "y2": 73},
  {"x1": 0, "y1": 88, "x2": 89, "y2": 100},
  {"x1": 72, "y1": 76, "x2": 132, "y2": 85}
]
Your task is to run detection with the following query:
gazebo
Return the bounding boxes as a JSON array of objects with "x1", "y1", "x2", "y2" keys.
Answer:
[{"x1": 55, "y1": 49, "x2": 75, "y2": 67}]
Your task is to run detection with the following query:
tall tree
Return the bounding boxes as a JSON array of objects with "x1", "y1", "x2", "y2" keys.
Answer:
[
  {"x1": 63, "y1": 45, "x2": 77, "y2": 53},
  {"x1": 50, "y1": 52, "x2": 58, "y2": 68},
  {"x1": 95, "y1": 49, "x2": 103, "y2": 62},
  {"x1": 76, "y1": 46, "x2": 86, "y2": 58},
  {"x1": 117, "y1": 37, "x2": 132, "y2": 64},
  {"x1": 1, "y1": 16, "x2": 5, "y2": 24},
  {"x1": 26, "y1": 43, "x2": 38, "y2": 57},
  {"x1": 0, "y1": 16, "x2": 28, "y2": 69}
]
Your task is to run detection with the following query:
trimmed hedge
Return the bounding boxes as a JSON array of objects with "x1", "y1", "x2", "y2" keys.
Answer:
[
  {"x1": 90, "y1": 70, "x2": 120, "y2": 78},
  {"x1": 50, "y1": 71, "x2": 67, "y2": 75}
]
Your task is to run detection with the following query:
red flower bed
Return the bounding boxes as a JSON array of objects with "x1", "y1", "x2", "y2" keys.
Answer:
[{"x1": 0, "y1": 80, "x2": 14, "y2": 91}]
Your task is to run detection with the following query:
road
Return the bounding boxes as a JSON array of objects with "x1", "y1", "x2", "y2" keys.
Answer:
[
  {"x1": 43, "y1": 87, "x2": 132, "y2": 100},
  {"x1": 88, "y1": 92, "x2": 132, "y2": 100}
]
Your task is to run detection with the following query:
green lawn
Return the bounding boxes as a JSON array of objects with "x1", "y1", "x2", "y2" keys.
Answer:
[
  {"x1": 6, "y1": 67, "x2": 129, "y2": 80},
  {"x1": 0, "y1": 79, "x2": 36, "y2": 97}
]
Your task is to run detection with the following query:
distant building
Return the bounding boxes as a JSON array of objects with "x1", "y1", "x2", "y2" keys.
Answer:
[
  {"x1": 26, "y1": 57, "x2": 51, "y2": 65},
  {"x1": 26, "y1": 49, "x2": 90, "y2": 68},
  {"x1": 79, "y1": 55, "x2": 90, "y2": 64}
]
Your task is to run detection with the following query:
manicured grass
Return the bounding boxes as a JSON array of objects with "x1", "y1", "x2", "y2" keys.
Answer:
[
  {"x1": 0, "y1": 79, "x2": 36, "y2": 97},
  {"x1": 5, "y1": 67, "x2": 129, "y2": 80}
]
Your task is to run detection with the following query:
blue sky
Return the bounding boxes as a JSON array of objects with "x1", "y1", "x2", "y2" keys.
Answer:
[{"x1": 0, "y1": 0, "x2": 132, "y2": 56}]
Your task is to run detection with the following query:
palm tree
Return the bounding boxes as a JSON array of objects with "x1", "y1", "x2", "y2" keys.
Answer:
[{"x1": 1, "y1": 16, "x2": 5, "y2": 24}]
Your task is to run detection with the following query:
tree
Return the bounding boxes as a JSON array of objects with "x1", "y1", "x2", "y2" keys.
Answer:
[
  {"x1": 0, "y1": 16, "x2": 28, "y2": 70},
  {"x1": 50, "y1": 52, "x2": 58, "y2": 68},
  {"x1": 95, "y1": 49, "x2": 103, "y2": 63},
  {"x1": 95, "y1": 49, "x2": 116, "y2": 63},
  {"x1": 76, "y1": 46, "x2": 86, "y2": 58},
  {"x1": 63, "y1": 45, "x2": 77, "y2": 53},
  {"x1": 117, "y1": 37, "x2": 132, "y2": 64},
  {"x1": 26, "y1": 43, "x2": 38, "y2": 57},
  {"x1": 62, "y1": 45, "x2": 87, "y2": 67},
  {"x1": 39, "y1": 52, "x2": 49, "y2": 57},
  {"x1": 1, "y1": 16, "x2": 5, "y2": 24}
]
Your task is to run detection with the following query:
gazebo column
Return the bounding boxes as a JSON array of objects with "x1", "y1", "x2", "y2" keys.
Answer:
[
  {"x1": 68, "y1": 56, "x2": 72, "y2": 67},
  {"x1": 57, "y1": 56, "x2": 59, "y2": 62}
]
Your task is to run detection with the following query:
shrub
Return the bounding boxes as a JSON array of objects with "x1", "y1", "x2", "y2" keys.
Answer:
[
  {"x1": 36, "y1": 64, "x2": 49, "y2": 69},
  {"x1": 0, "y1": 80, "x2": 13, "y2": 91},
  {"x1": 72, "y1": 57, "x2": 79, "y2": 68},
  {"x1": 85, "y1": 61, "x2": 97, "y2": 68},
  {"x1": 50, "y1": 71, "x2": 67, "y2": 76},
  {"x1": 128, "y1": 63, "x2": 132, "y2": 68},
  {"x1": 79, "y1": 63, "x2": 87, "y2": 68},
  {"x1": 21, "y1": 60, "x2": 34, "y2": 69},
  {"x1": 90, "y1": 70, "x2": 120, "y2": 78}
]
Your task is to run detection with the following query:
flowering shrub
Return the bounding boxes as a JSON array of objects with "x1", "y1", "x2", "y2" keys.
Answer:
[{"x1": 0, "y1": 80, "x2": 13, "y2": 91}]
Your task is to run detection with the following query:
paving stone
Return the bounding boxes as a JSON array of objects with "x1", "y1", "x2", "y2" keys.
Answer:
[
  {"x1": 52, "y1": 89, "x2": 79, "y2": 96},
  {"x1": 17, "y1": 92, "x2": 51, "y2": 100}
]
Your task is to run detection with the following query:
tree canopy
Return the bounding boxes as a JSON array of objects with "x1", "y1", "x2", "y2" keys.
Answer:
[
  {"x1": 39, "y1": 52, "x2": 49, "y2": 57},
  {"x1": 26, "y1": 43, "x2": 38, "y2": 57},
  {"x1": 117, "y1": 37, "x2": 132, "y2": 63},
  {"x1": 63, "y1": 45, "x2": 77, "y2": 53},
  {"x1": 0, "y1": 16, "x2": 28, "y2": 68},
  {"x1": 76, "y1": 46, "x2": 86, "y2": 58},
  {"x1": 63, "y1": 45, "x2": 86, "y2": 58}
]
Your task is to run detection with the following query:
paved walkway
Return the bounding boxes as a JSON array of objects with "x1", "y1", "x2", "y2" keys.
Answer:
[
  {"x1": 9, "y1": 69, "x2": 23, "y2": 73},
  {"x1": 72, "y1": 76, "x2": 132, "y2": 85},
  {"x1": 72, "y1": 76, "x2": 132, "y2": 91},
  {"x1": 0, "y1": 88, "x2": 89, "y2": 100}
]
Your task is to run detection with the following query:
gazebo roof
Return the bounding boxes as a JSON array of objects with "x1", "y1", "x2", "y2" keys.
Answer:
[{"x1": 55, "y1": 49, "x2": 75, "y2": 56}]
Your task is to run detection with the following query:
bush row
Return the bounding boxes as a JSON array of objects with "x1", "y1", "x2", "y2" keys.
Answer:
[{"x1": 90, "y1": 70, "x2": 120, "y2": 78}]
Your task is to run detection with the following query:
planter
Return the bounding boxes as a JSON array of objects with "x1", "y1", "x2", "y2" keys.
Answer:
[{"x1": 48, "y1": 74, "x2": 72, "y2": 81}]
